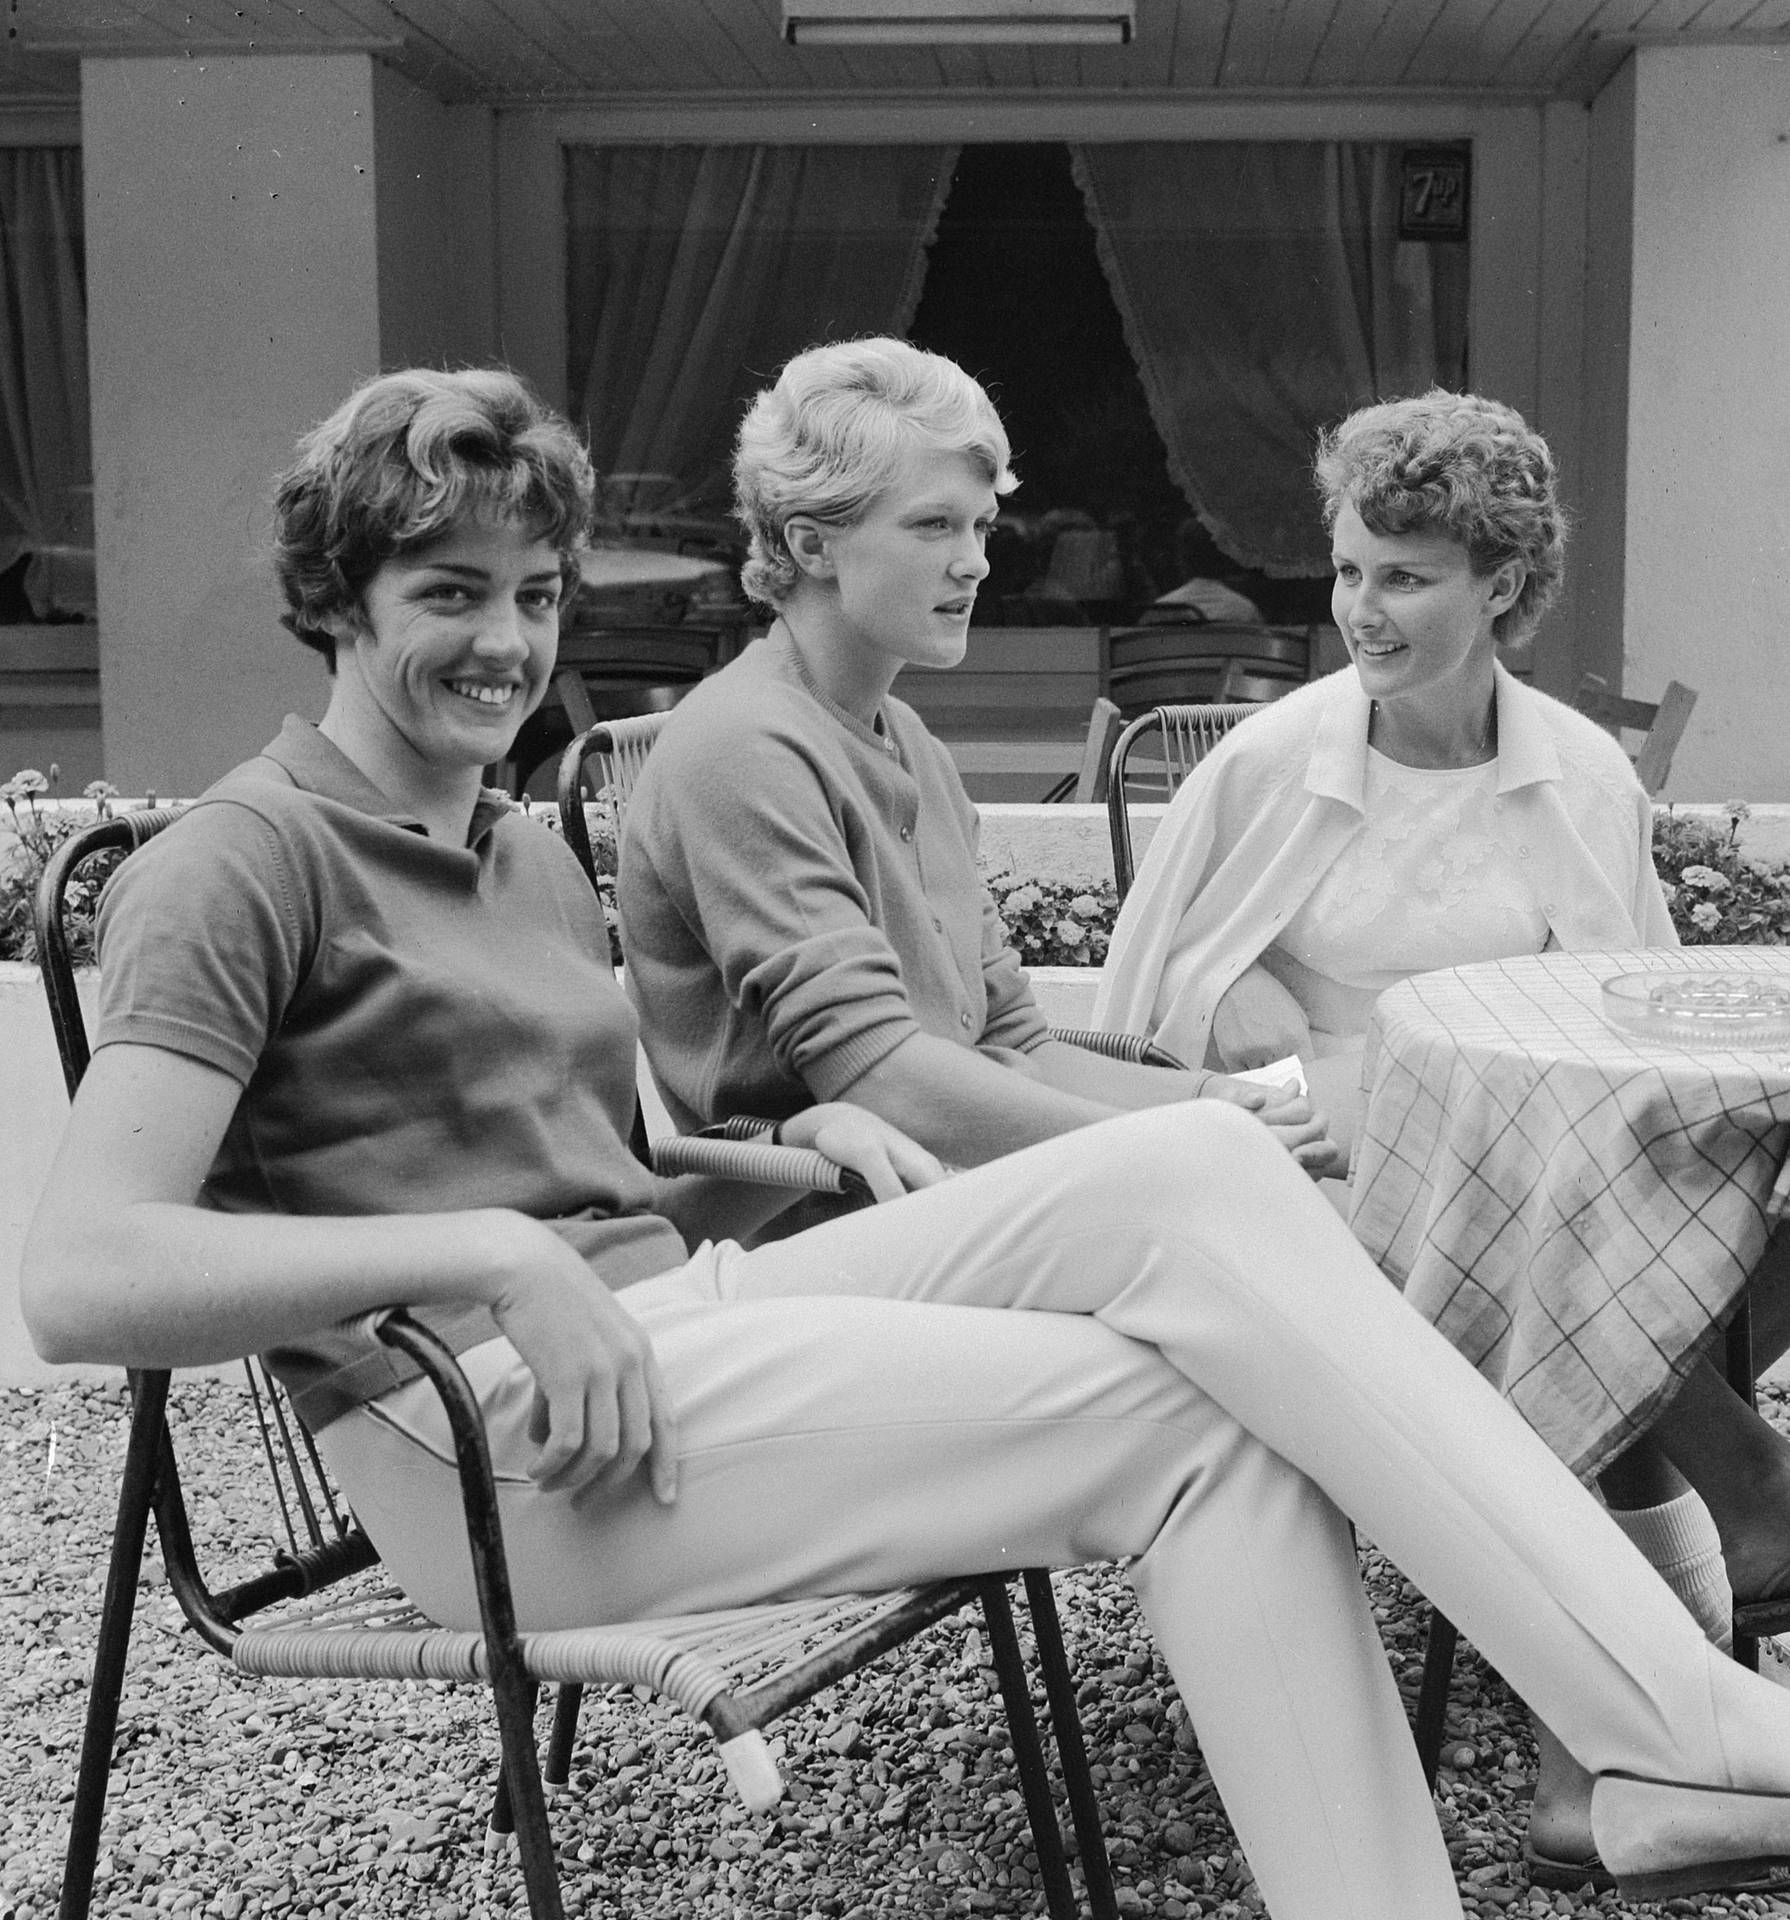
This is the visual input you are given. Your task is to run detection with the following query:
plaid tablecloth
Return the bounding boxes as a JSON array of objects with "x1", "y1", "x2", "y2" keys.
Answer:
[{"x1": 1349, "y1": 947, "x2": 1790, "y2": 1480}]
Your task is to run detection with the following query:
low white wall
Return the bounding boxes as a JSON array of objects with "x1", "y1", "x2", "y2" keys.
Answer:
[{"x1": 978, "y1": 801, "x2": 1790, "y2": 889}]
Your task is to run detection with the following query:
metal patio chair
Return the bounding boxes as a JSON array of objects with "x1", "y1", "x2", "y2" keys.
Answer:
[
  {"x1": 1103, "y1": 703, "x2": 1265, "y2": 899},
  {"x1": 36, "y1": 810, "x2": 1120, "y2": 1920},
  {"x1": 1101, "y1": 622, "x2": 1307, "y2": 718}
]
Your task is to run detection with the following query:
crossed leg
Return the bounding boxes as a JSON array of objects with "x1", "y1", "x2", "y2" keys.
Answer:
[{"x1": 323, "y1": 1101, "x2": 1790, "y2": 1920}]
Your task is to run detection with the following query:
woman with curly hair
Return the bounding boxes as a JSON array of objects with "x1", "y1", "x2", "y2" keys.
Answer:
[
  {"x1": 1097, "y1": 389, "x2": 1673, "y2": 1143},
  {"x1": 1096, "y1": 390, "x2": 1790, "y2": 1890}
]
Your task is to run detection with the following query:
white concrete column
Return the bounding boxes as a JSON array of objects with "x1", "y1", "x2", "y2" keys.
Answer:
[
  {"x1": 1584, "y1": 45, "x2": 1790, "y2": 802},
  {"x1": 81, "y1": 54, "x2": 380, "y2": 794},
  {"x1": 80, "y1": 54, "x2": 497, "y2": 796}
]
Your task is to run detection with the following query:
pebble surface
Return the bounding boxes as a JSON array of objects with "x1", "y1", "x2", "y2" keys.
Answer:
[{"x1": 6, "y1": 1376, "x2": 1790, "y2": 1920}]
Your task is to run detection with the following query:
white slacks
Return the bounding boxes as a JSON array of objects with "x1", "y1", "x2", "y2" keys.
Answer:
[{"x1": 321, "y1": 1101, "x2": 1790, "y2": 1920}]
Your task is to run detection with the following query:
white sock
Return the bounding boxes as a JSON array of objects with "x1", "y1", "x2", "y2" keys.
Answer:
[{"x1": 1610, "y1": 1490, "x2": 1734, "y2": 1652}]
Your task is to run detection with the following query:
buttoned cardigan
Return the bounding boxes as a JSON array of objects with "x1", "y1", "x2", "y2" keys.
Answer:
[{"x1": 620, "y1": 626, "x2": 1050, "y2": 1135}]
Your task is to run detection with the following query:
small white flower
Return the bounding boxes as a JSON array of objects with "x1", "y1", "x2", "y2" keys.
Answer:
[{"x1": 1690, "y1": 901, "x2": 1723, "y2": 931}]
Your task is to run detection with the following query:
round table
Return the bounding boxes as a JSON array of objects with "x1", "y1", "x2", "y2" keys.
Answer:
[{"x1": 1348, "y1": 946, "x2": 1790, "y2": 1479}]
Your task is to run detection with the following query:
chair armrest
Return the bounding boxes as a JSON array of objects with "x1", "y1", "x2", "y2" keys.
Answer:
[
  {"x1": 1048, "y1": 1025, "x2": 1186, "y2": 1071},
  {"x1": 651, "y1": 1133, "x2": 871, "y2": 1205},
  {"x1": 369, "y1": 1308, "x2": 535, "y2": 1670}
]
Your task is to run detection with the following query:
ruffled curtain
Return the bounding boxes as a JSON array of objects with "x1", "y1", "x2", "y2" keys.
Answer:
[
  {"x1": 566, "y1": 144, "x2": 959, "y2": 515},
  {"x1": 1072, "y1": 143, "x2": 1470, "y2": 576},
  {"x1": 0, "y1": 148, "x2": 91, "y2": 605}
]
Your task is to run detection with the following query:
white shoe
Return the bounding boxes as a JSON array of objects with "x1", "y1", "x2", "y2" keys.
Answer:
[{"x1": 1591, "y1": 1773, "x2": 1790, "y2": 1900}]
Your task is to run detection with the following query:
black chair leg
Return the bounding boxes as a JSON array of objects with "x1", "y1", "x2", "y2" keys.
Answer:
[
  {"x1": 981, "y1": 1577, "x2": 1079, "y2": 1920},
  {"x1": 1728, "y1": 1300, "x2": 1762, "y2": 1671},
  {"x1": 488, "y1": 1755, "x2": 515, "y2": 1837},
  {"x1": 545, "y1": 1682, "x2": 583, "y2": 1787},
  {"x1": 1024, "y1": 1569, "x2": 1118, "y2": 1920},
  {"x1": 489, "y1": 1675, "x2": 564, "y2": 1920},
  {"x1": 1414, "y1": 1610, "x2": 1458, "y2": 1788},
  {"x1": 486, "y1": 1682, "x2": 543, "y2": 1838},
  {"x1": 60, "y1": 1370, "x2": 169, "y2": 1920}
]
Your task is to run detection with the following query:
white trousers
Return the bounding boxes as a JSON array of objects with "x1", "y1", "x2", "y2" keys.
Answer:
[{"x1": 321, "y1": 1102, "x2": 1790, "y2": 1920}]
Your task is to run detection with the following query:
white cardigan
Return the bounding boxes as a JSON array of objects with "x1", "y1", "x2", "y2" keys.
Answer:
[{"x1": 1093, "y1": 664, "x2": 1678, "y2": 1068}]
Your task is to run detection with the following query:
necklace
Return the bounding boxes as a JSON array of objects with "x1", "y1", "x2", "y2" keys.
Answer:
[{"x1": 1369, "y1": 698, "x2": 1497, "y2": 769}]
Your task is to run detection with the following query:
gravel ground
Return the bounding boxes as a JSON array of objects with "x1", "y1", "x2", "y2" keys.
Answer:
[{"x1": 6, "y1": 1377, "x2": 1790, "y2": 1920}]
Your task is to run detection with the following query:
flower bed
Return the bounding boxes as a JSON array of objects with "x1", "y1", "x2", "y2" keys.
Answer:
[
  {"x1": 984, "y1": 873, "x2": 1121, "y2": 968},
  {"x1": 0, "y1": 768, "x2": 126, "y2": 967},
  {"x1": 1653, "y1": 804, "x2": 1790, "y2": 944}
]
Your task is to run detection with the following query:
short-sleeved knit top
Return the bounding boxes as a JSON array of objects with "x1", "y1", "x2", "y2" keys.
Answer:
[{"x1": 94, "y1": 717, "x2": 688, "y2": 1429}]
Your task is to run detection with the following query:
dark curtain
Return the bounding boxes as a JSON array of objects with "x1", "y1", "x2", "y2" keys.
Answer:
[
  {"x1": 0, "y1": 148, "x2": 91, "y2": 606},
  {"x1": 1072, "y1": 143, "x2": 1471, "y2": 576},
  {"x1": 566, "y1": 144, "x2": 959, "y2": 516}
]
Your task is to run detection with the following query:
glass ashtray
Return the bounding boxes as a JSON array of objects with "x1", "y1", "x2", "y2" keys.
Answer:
[{"x1": 1601, "y1": 970, "x2": 1790, "y2": 1047}]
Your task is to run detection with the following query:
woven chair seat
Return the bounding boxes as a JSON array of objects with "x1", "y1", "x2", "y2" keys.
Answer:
[
  {"x1": 234, "y1": 1579, "x2": 973, "y2": 1811},
  {"x1": 236, "y1": 1584, "x2": 923, "y2": 1701}
]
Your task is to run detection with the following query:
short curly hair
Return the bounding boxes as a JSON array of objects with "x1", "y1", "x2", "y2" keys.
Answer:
[
  {"x1": 733, "y1": 338, "x2": 1016, "y2": 610},
  {"x1": 1314, "y1": 390, "x2": 1566, "y2": 644},
  {"x1": 272, "y1": 367, "x2": 595, "y2": 665}
]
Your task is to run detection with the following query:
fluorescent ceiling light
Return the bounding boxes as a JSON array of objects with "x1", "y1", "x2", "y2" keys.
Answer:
[{"x1": 783, "y1": 1, "x2": 1134, "y2": 46}]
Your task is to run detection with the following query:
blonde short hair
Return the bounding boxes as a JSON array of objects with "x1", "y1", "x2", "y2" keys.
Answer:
[
  {"x1": 733, "y1": 338, "x2": 1016, "y2": 609},
  {"x1": 1315, "y1": 389, "x2": 1565, "y2": 645}
]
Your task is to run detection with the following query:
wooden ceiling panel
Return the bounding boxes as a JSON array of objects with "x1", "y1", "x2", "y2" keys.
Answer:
[
  {"x1": 1462, "y1": 0, "x2": 1594, "y2": 87},
  {"x1": 567, "y1": 0, "x2": 738, "y2": 90},
  {"x1": 1397, "y1": 0, "x2": 1525, "y2": 81},
  {"x1": 690, "y1": 0, "x2": 789, "y2": 90},
  {"x1": 378, "y1": 0, "x2": 550, "y2": 96},
  {"x1": 1213, "y1": 0, "x2": 1303, "y2": 86},
  {"x1": 1305, "y1": 0, "x2": 1446, "y2": 85},
  {"x1": 1490, "y1": 0, "x2": 1613, "y2": 90},
  {"x1": 12, "y1": 0, "x2": 1790, "y2": 104},
  {"x1": 1160, "y1": 0, "x2": 1235, "y2": 86},
  {"x1": 1237, "y1": 1, "x2": 1351, "y2": 87},
  {"x1": 1126, "y1": 0, "x2": 1206, "y2": 87}
]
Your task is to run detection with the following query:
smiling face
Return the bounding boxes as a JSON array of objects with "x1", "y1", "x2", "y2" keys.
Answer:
[
  {"x1": 1329, "y1": 502, "x2": 1521, "y2": 727},
  {"x1": 324, "y1": 515, "x2": 564, "y2": 809},
  {"x1": 786, "y1": 442, "x2": 997, "y2": 714}
]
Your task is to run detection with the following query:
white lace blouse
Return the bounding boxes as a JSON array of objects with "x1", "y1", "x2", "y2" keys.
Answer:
[{"x1": 1260, "y1": 748, "x2": 1549, "y2": 1047}]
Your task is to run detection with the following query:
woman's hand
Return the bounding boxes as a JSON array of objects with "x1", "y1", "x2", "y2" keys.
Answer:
[
  {"x1": 483, "y1": 1218, "x2": 680, "y2": 1506},
  {"x1": 1199, "y1": 1077, "x2": 1349, "y2": 1181},
  {"x1": 1209, "y1": 963, "x2": 1313, "y2": 1072},
  {"x1": 776, "y1": 1104, "x2": 949, "y2": 1204}
]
